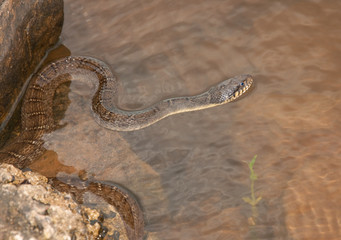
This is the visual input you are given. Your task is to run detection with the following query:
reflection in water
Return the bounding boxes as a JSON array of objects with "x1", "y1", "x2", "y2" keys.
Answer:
[{"x1": 6, "y1": 0, "x2": 341, "y2": 239}]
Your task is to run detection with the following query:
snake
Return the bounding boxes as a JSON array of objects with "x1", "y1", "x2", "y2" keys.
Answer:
[{"x1": 0, "y1": 56, "x2": 253, "y2": 239}]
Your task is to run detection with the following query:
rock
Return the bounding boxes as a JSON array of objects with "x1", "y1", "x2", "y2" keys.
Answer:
[
  {"x1": 0, "y1": 0, "x2": 63, "y2": 144},
  {"x1": 0, "y1": 163, "x2": 130, "y2": 240}
]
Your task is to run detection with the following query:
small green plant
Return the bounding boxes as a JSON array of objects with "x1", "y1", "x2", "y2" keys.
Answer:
[
  {"x1": 243, "y1": 155, "x2": 262, "y2": 225},
  {"x1": 243, "y1": 155, "x2": 262, "y2": 206}
]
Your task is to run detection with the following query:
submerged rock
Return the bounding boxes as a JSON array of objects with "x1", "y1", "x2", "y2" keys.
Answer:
[
  {"x1": 0, "y1": 0, "x2": 63, "y2": 144},
  {"x1": 0, "y1": 163, "x2": 130, "y2": 239}
]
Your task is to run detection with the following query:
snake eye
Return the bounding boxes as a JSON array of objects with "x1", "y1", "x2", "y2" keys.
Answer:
[{"x1": 240, "y1": 82, "x2": 244, "y2": 86}]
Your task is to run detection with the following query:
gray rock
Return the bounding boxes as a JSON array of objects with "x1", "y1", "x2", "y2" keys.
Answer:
[{"x1": 0, "y1": 163, "x2": 130, "y2": 240}]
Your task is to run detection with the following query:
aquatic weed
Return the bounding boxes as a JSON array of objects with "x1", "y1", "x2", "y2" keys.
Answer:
[{"x1": 243, "y1": 155, "x2": 262, "y2": 225}]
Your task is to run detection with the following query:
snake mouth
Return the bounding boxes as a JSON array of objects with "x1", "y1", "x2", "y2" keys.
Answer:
[{"x1": 229, "y1": 75, "x2": 253, "y2": 102}]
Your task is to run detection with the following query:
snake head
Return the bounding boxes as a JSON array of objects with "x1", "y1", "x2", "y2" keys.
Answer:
[{"x1": 209, "y1": 74, "x2": 253, "y2": 104}]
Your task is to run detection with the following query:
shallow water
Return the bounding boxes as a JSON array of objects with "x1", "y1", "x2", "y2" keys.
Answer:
[{"x1": 14, "y1": 0, "x2": 341, "y2": 239}]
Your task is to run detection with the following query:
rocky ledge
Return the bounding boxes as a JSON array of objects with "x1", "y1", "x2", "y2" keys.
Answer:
[{"x1": 0, "y1": 163, "x2": 130, "y2": 240}]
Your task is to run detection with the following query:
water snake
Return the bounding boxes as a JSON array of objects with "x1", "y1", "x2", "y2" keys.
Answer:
[{"x1": 0, "y1": 56, "x2": 253, "y2": 239}]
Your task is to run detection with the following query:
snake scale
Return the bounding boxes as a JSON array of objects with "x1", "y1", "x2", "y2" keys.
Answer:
[{"x1": 0, "y1": 56, "x2": 253, "y2": 239}]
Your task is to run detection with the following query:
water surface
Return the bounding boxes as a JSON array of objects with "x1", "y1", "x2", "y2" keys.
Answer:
[{"x1": 29, "y1": 0, "x2": 341, "y2": 239}]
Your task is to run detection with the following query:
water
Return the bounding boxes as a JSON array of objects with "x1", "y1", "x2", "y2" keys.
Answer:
[{"x1": 13, "y1": 0, "x2": 341, "y2": 239}]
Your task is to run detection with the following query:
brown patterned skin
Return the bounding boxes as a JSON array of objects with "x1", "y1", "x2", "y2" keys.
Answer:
[
  {"x1": 0, "y1": 56, "x2": 253, "y2": 239},
  {"x1": 0, "y1": 56, "x2": 146, "y2": 240},
  {"x1": 51, "y1": 178, "x2": 144, "y2": 240}
]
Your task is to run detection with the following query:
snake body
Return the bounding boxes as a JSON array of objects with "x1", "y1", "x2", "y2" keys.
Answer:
[{"x1": 0, "y1": 56, "x2": 253, "y2": 239}]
